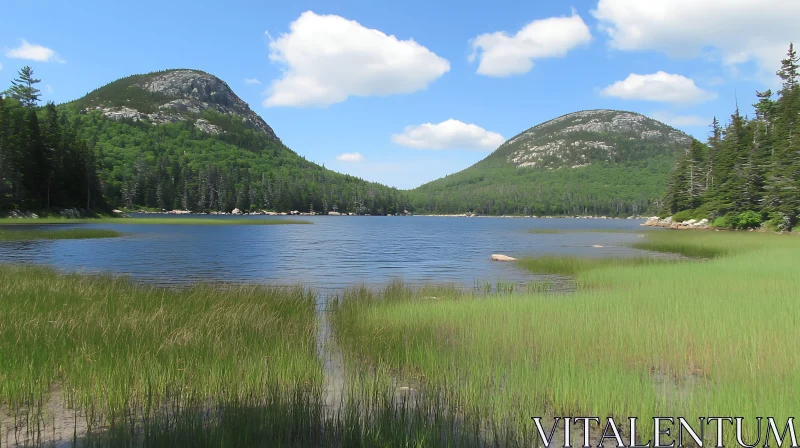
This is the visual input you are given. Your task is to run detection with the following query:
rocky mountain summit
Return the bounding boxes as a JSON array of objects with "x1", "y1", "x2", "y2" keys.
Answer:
[
  {"x1": 489, "y1": 109, "x2": 692, "y2": 169},
  {"x1": 75, "y1": 69, "x2": 279, "y2": 141}
]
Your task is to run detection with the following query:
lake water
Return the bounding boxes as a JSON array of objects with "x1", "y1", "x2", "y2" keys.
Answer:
[{"x1": 0, "y1": 215, "x2": 662, "y2": 289}]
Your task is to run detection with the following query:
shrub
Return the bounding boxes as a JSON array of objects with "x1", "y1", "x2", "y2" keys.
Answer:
[
  {"x1": 670, "y1": 207, "x2": 714, "y2": 223},
  {"x1": 710, "y1": 216, "x2": 731, "y2": 228},
  {"x1": 765, "y1": 213, "x2": 790, "y2": 232},
  {"x1": 732, "y1": 210, "x2": 763, "y2": 229}
]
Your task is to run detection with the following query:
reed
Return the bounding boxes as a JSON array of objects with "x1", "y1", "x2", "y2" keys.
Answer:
[
  {"x1": 330, "y1": 231, "x2": 800, "y2": 446},
  {"x1": 0, "y1": 228, "x2": 121, "y2": 241}
]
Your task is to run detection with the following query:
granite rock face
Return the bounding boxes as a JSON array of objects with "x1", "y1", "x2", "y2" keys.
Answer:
[
  {"x1": 85, "y1": 70, "x2": 279, "y2": 141},
  {"x1": 495, "y1": 109, "x2": 692, "y2": 169}
]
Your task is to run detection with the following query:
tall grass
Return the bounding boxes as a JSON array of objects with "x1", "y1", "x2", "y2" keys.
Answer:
[
  {"x1": 0, "y1": 265, "x2": 321, "y2": 445},
  {"x1": 0, "y1": 228, "x2": 121, "y2": 241},
  {"x1": 330, "y1": 231, "x2": 800, "y2": 446}
]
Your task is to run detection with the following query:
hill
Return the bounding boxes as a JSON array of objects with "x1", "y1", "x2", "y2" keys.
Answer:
[
  {"x1": 410, "y1": 110, "x2": 694, "y2": 216},
  {"x1": 59, "y1": 69, "x2": 410, "y2": 214}
]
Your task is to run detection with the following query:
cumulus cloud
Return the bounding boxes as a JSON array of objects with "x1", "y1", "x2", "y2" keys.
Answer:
[
  {"x1": 592, "y1": 0, "x2": 800, "y2": 74},
  {"x1": 468, "y1": 11, "x2": 592, "y2": 77},
  {"x1": 5, "y1": 40, "x2": 64, "y2": 63},
  {"x1": 649, "y1": 111, "x2": 711, "y2": 127},
  {"x1": 244, "y1": 78, "x2": 262, "y2": 85},
  {"x1": 264, "y1": 11, "x2": 450, "y2": 107},
  {"x1": 600, "y1": 72, "x2": 717, "y2": 105},
  {"x1": 336, "y1": 152, "x2": 365, "y2": 162},
  {"x1": 392, "y1": 119, "x2": 505, "y2": 151}
]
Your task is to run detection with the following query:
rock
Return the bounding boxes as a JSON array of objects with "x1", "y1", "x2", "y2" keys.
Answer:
[
  {"x1": 60, "y1": 208, "x2": 81, "y2": 219},
  {"x1": 491, "y1": 254, "x2": 517, "y2": 262},
  {"x1": 643, "y1": 217, "x2": 659, "y2": 226},
  {"x1": 231, "y1": 208, "x2": 242, "y2": 215},
  {"x1": 88, "y1": 70, "x2": 280, "y2": 140}
]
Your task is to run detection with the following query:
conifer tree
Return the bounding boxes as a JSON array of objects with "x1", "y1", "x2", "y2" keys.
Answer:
[{"x1": 7, "y1": 67, "x2": 42, "y2": 109}]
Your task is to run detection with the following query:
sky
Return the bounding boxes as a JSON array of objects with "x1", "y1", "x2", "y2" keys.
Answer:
[{"x1": 2, "y1": 0, "x2": 798, "y2": 189}]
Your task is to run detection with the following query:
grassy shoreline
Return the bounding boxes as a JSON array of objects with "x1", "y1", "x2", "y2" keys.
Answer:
[
  {"x1": 0, "y1": 228, "x2": 122, "y2": 241},
  {"x1": 0, "y1": 265, "x2": 323, "y2": 445},
  {"x1": 0, "y1": 217, "x2": 312, "y2": 226},
  {"x1": 2, "y1": 231, "x2": 796, "y2": 445},
  {"x1": 330, "y1": 231, "x2": 799, "y2": 446}
]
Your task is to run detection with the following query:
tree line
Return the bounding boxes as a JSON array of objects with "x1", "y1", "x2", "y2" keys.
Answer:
[
  {"x1": 1, "y1": 66, "x2": 412, "y2": 215},
  {"x1": 665, "y1": 44, "x2": 800, "y2": 230},
  {"x1": 1, "y1": 67, "x2": 103, "y2": 212}
]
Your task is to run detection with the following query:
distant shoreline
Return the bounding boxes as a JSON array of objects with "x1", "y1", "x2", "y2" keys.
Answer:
[{"x1": 124, "y1": 210, "x2": 649, "y2": 220}]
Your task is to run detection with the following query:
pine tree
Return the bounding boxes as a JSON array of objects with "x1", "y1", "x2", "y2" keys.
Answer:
[{"x1": 6, "y1": 67, "x2": 42, "y2": 109}]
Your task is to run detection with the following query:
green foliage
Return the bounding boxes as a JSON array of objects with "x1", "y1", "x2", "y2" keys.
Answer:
[
  {"x1": 731, "y1": 210, "x2": 763, "y2": 229},
  {"x1": 5, "y1": 66, "x2": 42, "y2": 108},
  {"x1": 53, "y1": 70, "x2": 412, "y2": 215},
  {"x1": 662, "y1": 44, "x2": 800, "y2": 230},
  {"x1": 0, "y1": 96, "x2": 104, "y2": 212},
  {"x1": 411, "y1": 110, "x2": 690, "y2": 216},
  {"x1": 669, "y1": 209, "x2": 696, "y2": 223}
]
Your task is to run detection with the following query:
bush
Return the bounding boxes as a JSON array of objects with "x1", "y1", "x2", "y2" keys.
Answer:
[
  {"x1": 732, "y1": 210, "x2": 763, "y2": 229},
  {"x1": 765, "y1": 213, "x2": 790, "y2": 232},
  {"x1": 670, "y1": 209, "x2": 697, "y2": 223},
  {"x1": 709, "y1": 216, "x2": 730, "y2": 228}
]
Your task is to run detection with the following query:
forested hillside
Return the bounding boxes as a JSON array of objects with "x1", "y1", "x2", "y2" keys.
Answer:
[
  {"x1": 0, "y1": 68, "x2": 103, "y2": 212},
  {"x1": 411, "y1": 110, "x2": 692, "y2": 216},
  {"x1": 664, "y1": 44, "x2": 800, "y2": 231},
  {"x1": 3, "y1": 68, "x2": 412, "y2": 215}
]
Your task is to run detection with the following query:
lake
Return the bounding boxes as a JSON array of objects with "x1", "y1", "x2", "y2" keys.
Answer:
[{"x1": 0, "y1": 215, "x2": 662, "y2": 289}]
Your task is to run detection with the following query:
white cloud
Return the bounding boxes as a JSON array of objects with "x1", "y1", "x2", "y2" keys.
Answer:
[
  {"x1": 336, "y1": 152, "x2": 365, "y2": 162},
  {"x1": 649, "y1": 111, "x2": 711, "y2": 127},
  {"x1": 45, "y1": 85, "x2": 54, "y2": 94},
  {"x1": 264, "y1": 11, "x2": 450, "y2": 107},
  {"x1": 600, "y1": 72, "x2": 717, "y2": 105},
  {"x1": 469, "y1": 11, "x2": 592, "y2": 77},
  {"x1": 392, "y1": 119, "x2": 505, "y2": 151},
  {"x1": 5, "y1": 39, "x2": 64, "y2": 63},
  {"x1": 592, "y1": 0, "x2": 800, "y2": 75},
  {"x1": 244, "y1": 78, "x2": 262, "y2": 85},
  {"x1": 0, "y1": 62, "x2": 3, "y2": 71}
]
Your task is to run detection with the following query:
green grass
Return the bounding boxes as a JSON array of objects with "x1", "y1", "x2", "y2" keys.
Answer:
[
  {"x1": 0, "y1": 217, "x2": 312, "y2": 226},
  {"x1": 0, "y1": 265, "x2": 322, "y2": 445},
  {"x1": 330, "y1": 231, "x2": 800, "y2": 446},
  {"x1": 0, "y1": 228, "x2": 122, "y2": 241},
  {"x1": 528, "y1": 228, "x2": 654, "y2": 234},
  {"x1": 0, "y1": 267, "x2": 491, "y2": 446}
]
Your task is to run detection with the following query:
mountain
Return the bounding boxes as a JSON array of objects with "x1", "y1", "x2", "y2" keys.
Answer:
[
  {"x1": 59, "y1": 69, "x2": 410, "y2": 214},
  {"x1": 410, "y1": 110, "x2": 694, "y2": 216},
  {"x1": 72, "y1": 69, "x2": 279, "y2": 140}
]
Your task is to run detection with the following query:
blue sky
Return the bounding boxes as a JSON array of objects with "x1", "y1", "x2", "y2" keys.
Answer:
[{"x1": 2, "y1": 0, "x2": 797, "y2": 188}]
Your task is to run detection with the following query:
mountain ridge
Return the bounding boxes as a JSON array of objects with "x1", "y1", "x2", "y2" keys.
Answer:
[
  {"x1": 55, "y1": 69, "x2": 411, "y2": 215},
  {"x1": 411, "y1": 110, "x2": 695, "y2": 216},
  {"x1": 70, "y1": 69, "x2": 280, "y2": 141}
]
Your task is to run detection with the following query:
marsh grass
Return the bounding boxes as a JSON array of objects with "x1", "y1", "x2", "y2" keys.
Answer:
[
  {"x1": 0, "y1": 268, "x2": 498, "y2": 447},
  {"x1": 0, "y1": 265, "x2": 321, "y2": 445},
  {"x1": 528, "y1": 228, "x2": 656, "y2": 234},
  {"x1": 0, "y1": 217, "x2": 311, "y2": 226},
  {"x1": 0, "y1": 228, "x2": 122, "y2": 241},
  {"x1": 330, "y1": 231, "x2": 800, "y2": 446}
]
